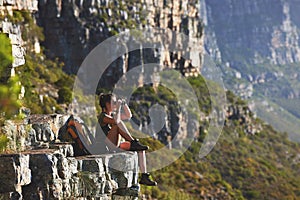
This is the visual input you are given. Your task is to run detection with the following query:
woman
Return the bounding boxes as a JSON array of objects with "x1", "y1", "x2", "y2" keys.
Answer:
[{"x1": 98, "y1": 93, "x2": 157, "y2": 186}]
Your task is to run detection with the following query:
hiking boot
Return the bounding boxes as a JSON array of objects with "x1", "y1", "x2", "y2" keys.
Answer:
[
  {"x1": 130, "y1": 139, "x2": 149, "y2": 151},
  {"x1": 139, "y1": 173, "x2": 157, "y2": 186}
]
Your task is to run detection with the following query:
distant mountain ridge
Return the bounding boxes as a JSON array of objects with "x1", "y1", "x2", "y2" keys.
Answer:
[
  {"x1": 201, "y1": 0, "x2": 300, "y2": 140},
  {"x1": 202, "y1": 0, "x2": 300, "y2": 65}
]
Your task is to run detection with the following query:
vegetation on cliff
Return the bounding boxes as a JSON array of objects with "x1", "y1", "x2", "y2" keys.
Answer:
[
  {"x1": 0, "y1": 11, "x2": 74, "y2": 152},
  {"x1": 0, "y1": 34, "x2": 21, "y2": 120},
  {"x1": 0, "y1": 10, "x2": 74, "y2": 116},
  {"x1": 131, "y1": 77, "x2": 300, "y2": 199},
  {"x1": 0, "y1": 34, "x2": 22, "y2": 151}
]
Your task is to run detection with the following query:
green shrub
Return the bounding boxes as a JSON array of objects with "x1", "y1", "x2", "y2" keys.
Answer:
[
  {"x1": 57, "y1": 87, "x2": 73, "y2": 104},
  {"x1": 0, "y1": 76, "x2": 22, "y2": 119},
  {"x1": 0, "y1": 34, "x2": 13, "y2": 77},
  {"x1": 244, "y1": 190, "x2": 260, "y2": 199},
  {"x1": 0, "y1": 134, "x2": 9, "y2": 153}
]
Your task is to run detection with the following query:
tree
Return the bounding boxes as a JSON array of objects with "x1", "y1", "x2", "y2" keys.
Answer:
[
  {"x1": 0, "y1": 33, "x2": 21, "y2": 121},
  {"x1": 0, "y1": 33, "x2": 13, "y2": 81}
]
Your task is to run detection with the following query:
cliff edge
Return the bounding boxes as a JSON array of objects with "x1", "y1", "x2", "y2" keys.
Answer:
[{"x1": 0, "y1": 114, "x2": 139, "y2": 200}]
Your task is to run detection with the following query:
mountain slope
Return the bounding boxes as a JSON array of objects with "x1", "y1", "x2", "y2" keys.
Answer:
[
  {"x1": 131, "y1": 77, "x2": 300, "y2": 199},
  {"x1": 202, "y1": 0, "x2": 300, "y2": 140}
]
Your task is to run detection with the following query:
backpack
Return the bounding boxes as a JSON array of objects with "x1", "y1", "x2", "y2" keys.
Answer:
[{"x1": 59, "y1": 115, "x2": 92, "y2": 156}]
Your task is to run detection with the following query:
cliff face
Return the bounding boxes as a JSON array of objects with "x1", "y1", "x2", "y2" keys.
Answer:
[
  {"x1": 36, "y1": 0, "x2": 204, "y2": 146},
  {"x1": 37, "y1": 0, "x2": 203, "y2": 77},
  {"x1": 0, "y1": 0, "x2": 38, "y2": 69},
  {"x1": 0, "y1": 0, "x2": 37, "y2": 11},
  {"x1": 0, "y1": 0, "x2": 40, "y2": 82},
  {"x1": 1, "y1": 0, "x2": 206, "y2": 164},
  {"x1": 203, "y1": 0, "x2": 300, "y2": 65}
]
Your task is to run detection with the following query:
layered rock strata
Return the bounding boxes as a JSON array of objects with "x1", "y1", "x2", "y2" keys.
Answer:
[
  {"x1": 37, "y1": 0, "x2": 204, "y2": 78},
  {"x1": 0, "y1": 0, "x2": 39, "y2": 79}
]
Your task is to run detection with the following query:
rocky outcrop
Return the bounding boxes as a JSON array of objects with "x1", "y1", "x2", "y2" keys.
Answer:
[
  {"x1": 132, "y1": 102, "x2": 200, "y2": 148},
  {"x1": 224, "y1": 93, "x2": 262, "y2": 136},
  {"x1": 0, "y1": 151, "x2": 139, "y2": 200},
  {"x1": 0, "y1": 0, "x2": 39, "y2": 81},
  {"x1": 226, "y1": 104, "x2": 262, "y2": 135},
  {"x1": 0, "y1": 20, "x2": 25, "y2": 69},
  {"x1": 0, "y1": 0, "x2": 38, "y2": 12},
  {"x1": 0, "y1": 114, "x2": 139, "y2": 200}
]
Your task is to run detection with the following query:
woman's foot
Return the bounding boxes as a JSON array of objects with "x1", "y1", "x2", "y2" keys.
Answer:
[
  {"x1": 139, "y1": 173, "x2": 157, "y2": 186},
  {"x1": 130, "y1": 139, "x2": 149, "y2": 151}
]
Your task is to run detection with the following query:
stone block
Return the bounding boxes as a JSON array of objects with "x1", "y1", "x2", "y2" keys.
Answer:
[
  {"x1": 0, "y1": 192, "x2": 22, "y2": 200},
  {"x1": 106, "y1": 152, "x2": 139, "y2": 189},
  {"x1": 0, "y1": 150, "x2": 140, "y2": 199},
  {"x1": 3, "y1": 0, "x2": 15, "y2": 6},
  {"x1": 78, "y1": 157, "x2": 105, "y2": 173},
  {"x1": 50, "y1": 143, "x2": 74, "y2": 157},
  {"x1": 32, "y1": 123, "x2": 55, "y2": 142},
  {"x1": 0, "y1": 154, "x2": 31, "y2": 193}
]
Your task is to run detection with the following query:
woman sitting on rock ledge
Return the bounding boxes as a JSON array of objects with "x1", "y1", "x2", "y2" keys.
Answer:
[{"x1": 98, "y1": 93, "x2": 157, "y2": 186}]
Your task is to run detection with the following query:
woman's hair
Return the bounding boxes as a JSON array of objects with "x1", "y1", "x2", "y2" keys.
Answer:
[{"x1": 99, "y1": 93, "x2": 114, "y2": 109}]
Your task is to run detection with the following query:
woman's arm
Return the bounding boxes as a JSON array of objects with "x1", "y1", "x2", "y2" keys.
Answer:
[
  {"x1": 102, "y1": 113, "x2": 117, "y2": 125},
  {"x1": 121, "y1": 100, "x2": 132, "y2": 120},
  {"x1": 115, "y1": 102, "x2": 122, "y2": 124},
  {"x1": 102, "y1": 101, "x2": 130, "y2": 125}
]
